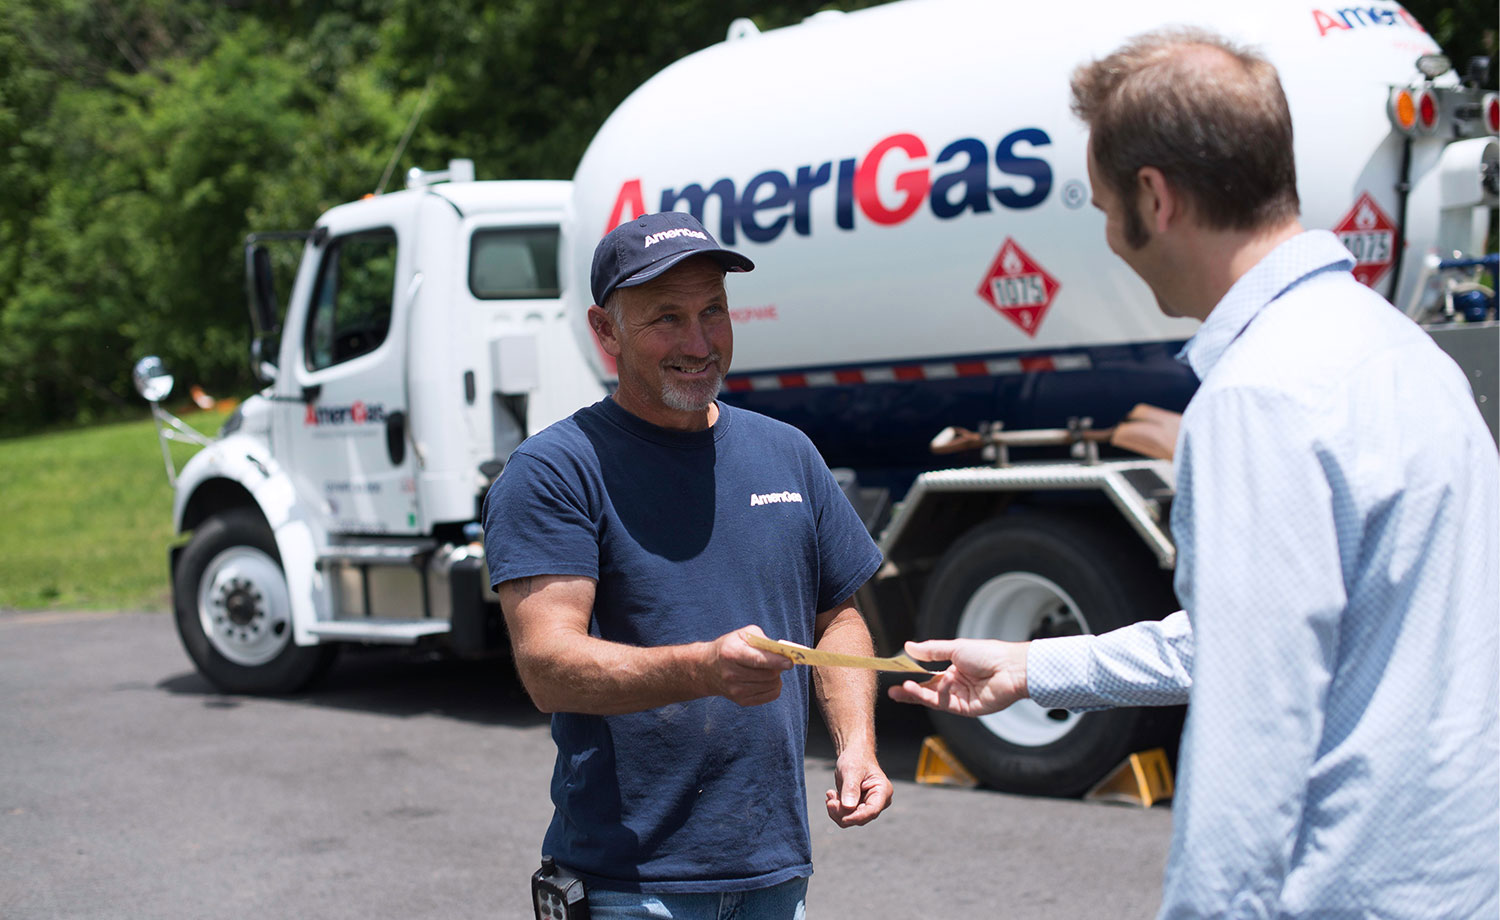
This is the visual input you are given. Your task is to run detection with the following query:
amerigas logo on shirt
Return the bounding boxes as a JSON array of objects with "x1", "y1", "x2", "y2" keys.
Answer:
[{"x1": 750, "y1": 490, "x2": 804, "y2": 507}]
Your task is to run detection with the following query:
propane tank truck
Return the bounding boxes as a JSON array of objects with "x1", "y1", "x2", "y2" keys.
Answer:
[{"x1": 136, "y1": 0, "x2": 1498, "y2": 797}]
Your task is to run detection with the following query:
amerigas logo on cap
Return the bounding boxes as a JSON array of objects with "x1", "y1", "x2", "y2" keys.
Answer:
[{"x1": 643, "y1": 228, "x2": 709, "y2": 248}]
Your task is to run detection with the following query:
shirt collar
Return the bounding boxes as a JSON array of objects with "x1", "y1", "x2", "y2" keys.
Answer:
[{"x1": 1176, "y1": 230, "x2": 1355, "y2": 381}]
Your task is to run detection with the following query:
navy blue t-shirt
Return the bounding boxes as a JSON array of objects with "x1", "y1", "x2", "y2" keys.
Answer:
[{"x1": 482, "y1": 398, "x2": 882, "y2": 893}]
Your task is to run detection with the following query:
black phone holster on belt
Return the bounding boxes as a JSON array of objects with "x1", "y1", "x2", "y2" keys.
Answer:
[{"x1": 532, "y1": 856, "x2": 589, "y2": 920}]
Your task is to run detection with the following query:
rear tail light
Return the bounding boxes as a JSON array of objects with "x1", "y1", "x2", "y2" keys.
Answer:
[
  {"x1": 1390, "y1": 87, "x2": 1418, "y2": 133},
  {"x1": 1485, "y1": 93, "x2": 1499, "y2": 135},
  {"x1": 1391, "y1": 87, "x2": 1443, "y2": 136},
  {"x1": 1416, "y1": 88, "x2": 1439, "y2": 133}
]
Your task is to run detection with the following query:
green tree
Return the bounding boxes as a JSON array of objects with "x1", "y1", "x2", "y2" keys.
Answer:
[
  {"x1": 1, "y1": 18, "x2": 311, "y2": 429},
  {"x1": 0, "y1": 1, "x2": 410, "y2": 433}
]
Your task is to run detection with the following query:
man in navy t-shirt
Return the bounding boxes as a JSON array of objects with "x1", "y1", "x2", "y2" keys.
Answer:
[{"x1": 483, "y1": 211, "x2": 891, "y2": 917}]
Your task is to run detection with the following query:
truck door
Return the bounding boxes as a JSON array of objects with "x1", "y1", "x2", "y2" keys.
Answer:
[{"x1": 283, "y1": 200, "x2": 420, "y2": 535}]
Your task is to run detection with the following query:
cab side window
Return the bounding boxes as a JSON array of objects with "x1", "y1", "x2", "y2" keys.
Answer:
[
  {"x1": 305, "y1": 228, "x2": 398, "y2": 371},
  {"x1": 469, "y1": 227, "x2": 560, "y2": 299}
]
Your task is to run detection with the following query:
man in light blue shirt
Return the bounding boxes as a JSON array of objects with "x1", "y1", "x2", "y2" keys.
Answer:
[{"x1": 891, "y1": 28, "x2": 1498, "y2": 919}]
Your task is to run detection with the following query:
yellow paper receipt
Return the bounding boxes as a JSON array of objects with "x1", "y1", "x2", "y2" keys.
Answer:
[{"x1": 744, "y1": 632, "x2": 934, "y2": 675}]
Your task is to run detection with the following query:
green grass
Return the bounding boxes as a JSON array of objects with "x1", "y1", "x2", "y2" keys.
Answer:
[{"x1": 0, "y1": 408, "x2": 231, "y2": 611}]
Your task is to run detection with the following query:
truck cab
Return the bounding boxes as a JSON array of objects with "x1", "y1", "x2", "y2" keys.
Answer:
[{"x1": 141, "y1": 165, "x2": 603, "y2": 693}]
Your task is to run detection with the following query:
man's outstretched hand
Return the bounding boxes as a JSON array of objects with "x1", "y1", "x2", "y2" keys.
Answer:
[
  {"x1": 707, "y1": 624, "x2": 795, "y2": 707},
  {"x1": 887, "y1": 638, "x2": 1030, "y2": 717}
]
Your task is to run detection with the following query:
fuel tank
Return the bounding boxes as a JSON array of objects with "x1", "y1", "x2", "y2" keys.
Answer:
[{"x1": 564, "y1": 0, "x2": 1451, "y2": 480}]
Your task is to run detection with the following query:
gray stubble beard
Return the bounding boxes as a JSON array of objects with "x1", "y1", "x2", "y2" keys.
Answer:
[{"x1": 659, "y1": 356, "x2": 724, "y2": 411}]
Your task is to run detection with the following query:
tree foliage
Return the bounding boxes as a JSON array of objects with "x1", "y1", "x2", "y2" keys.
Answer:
[{"x1": 0, "y1": 0, "x2": 1492, "y2": 435}]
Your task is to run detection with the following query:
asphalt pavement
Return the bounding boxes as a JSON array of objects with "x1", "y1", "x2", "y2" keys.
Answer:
[{"x1": 0, "y1": 610, "x2": 1172, "y2": 919}]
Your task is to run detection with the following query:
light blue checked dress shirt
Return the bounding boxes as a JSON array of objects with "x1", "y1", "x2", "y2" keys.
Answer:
[{"x1": 1028, "y1": 230, "x2": 1500, "y2": 918}]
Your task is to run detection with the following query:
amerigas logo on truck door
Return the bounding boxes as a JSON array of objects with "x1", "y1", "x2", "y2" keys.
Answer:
[
  {"x1": 1333, "y1": 192, "x2": 1396, "y2": 287},
  {"x1": 304, "y1": 400, "x2": 387, "y2": 426},
  {"x1": 977, "y1": 238, "x2": 1060, "y2": 338},
  {"x1": 604, "y1": 127, "x2": 1053, "y2": 240}
]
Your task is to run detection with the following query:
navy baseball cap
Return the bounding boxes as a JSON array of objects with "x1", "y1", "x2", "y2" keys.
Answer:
[{"x1": 591, "y1": 211, "x2": 754, "y2": 306}]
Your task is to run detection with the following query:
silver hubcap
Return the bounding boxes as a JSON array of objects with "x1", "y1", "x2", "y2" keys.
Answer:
[
  {"x1": 957, "y1": 572, "x2": 1089, "y2": 747},
  {"x1": 197, "y1": 546, "x2": 291, "y2": 667}
]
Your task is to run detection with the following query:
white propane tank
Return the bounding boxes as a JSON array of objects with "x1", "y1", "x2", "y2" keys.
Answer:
[{"x1": 564, "y1": 0, "x2": 1449, "y2": 473}]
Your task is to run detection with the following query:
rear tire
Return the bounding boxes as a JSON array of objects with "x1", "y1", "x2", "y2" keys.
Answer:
[
  {"x1": 918, "y1": 512, "x2": 1178, "y2": 796},
  {"x1": 173, "y1": 508, "x2": 336, "y2": 694}
]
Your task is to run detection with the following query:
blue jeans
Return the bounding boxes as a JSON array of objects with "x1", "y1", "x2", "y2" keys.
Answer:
[{"x1": 586, "y1": 876, "x2": 808, "y2": 920}]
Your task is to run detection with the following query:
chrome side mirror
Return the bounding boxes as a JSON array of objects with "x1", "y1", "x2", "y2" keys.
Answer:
[
  {"x1": 133, "y1": 355, "x2": 174, "y2": 404},
  {"x1": 250, "y1": 338, "x2": 278, "y2": 385},
  {"x1": 131, "y1": 354, "x2": 213, "y2": 487}
]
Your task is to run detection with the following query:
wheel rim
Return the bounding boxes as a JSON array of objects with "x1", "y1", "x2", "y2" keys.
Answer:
[
  {"x1": 956, "y1": 572, "x2": 1090, "y2": 747},
  {"x1": 196, "y1": 546, "x2": 292, "y2": 667}
]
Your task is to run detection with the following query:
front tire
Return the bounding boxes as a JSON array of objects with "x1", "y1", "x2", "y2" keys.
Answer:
[
  {"x1": 918, "y1": 512, "x2": 1178, "y2": 796},
  {"x1": 173, "y1": 508, "x2": 336, "y2": 694}
]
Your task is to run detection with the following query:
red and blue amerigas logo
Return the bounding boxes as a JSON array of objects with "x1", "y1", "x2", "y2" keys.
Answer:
[
  {"x1": 1312, "y1": 5, "x2": 1425, "y2": 37},
  {"x1": 603, "y1": 127, "x2": 1054, "y2": 241},
  {"x1": 304, "y1": 401, "x2": 387, "y2": 426}
]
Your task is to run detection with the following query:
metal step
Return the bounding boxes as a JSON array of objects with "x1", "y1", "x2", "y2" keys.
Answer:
[
  {"x1": 317, "y1": 542, "x2": 436, "y2": 569},
  {"x1": 304, "y1": 620, "x2": 450, "y2": 644}
]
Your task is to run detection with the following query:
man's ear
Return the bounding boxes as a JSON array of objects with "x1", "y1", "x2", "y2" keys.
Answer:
[
  {"x1": 1136, "y1": 166, "x2": 1178, "y2": 234},
  {"x1": 587, "y1": 304, "x2": 623, "y2": 358}
]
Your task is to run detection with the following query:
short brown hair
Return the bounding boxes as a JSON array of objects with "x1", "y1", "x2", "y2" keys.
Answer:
[{"x1": 1071, "y1": 28, "x2": 1299, "y2": 236}]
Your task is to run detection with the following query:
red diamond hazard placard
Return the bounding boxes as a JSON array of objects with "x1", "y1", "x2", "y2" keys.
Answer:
[
  {"x1": 1333, "y1": 192, "x2": 1397, "y2": 288},
  {"x1": 977, "y1": 238, "x2": 1059, "y2": 338}
]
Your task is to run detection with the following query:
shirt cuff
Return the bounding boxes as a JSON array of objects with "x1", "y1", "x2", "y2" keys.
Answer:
[{"x1": 1027, "y1": 635, "x2": 1116, "y2": 712}]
